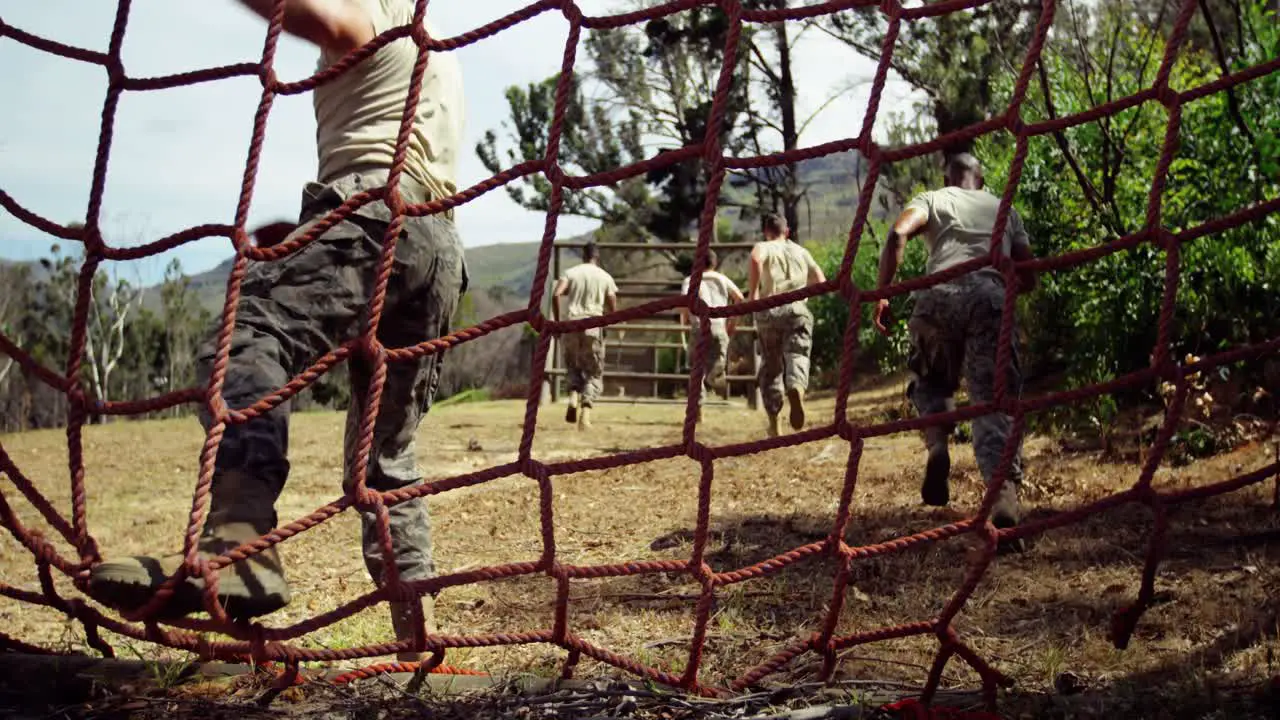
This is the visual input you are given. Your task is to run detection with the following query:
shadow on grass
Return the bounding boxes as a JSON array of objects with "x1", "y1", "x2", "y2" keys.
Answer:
[{"x1": 557, "y1": 479, "x2": 1279, "y2": 711}]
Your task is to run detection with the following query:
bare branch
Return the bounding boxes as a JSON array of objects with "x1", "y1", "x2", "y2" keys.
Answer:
[
  {"x1": 1198, "y1": 0, "x2": 1263, "y2": 203},
  {"x1": 1036, "y1": 57, "x2": 1124, "y2": 235}
]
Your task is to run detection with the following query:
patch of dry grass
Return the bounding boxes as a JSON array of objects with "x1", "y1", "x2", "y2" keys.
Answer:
[{"x1": 2, "y1": 377, "x2": 1278, "y2": 710}]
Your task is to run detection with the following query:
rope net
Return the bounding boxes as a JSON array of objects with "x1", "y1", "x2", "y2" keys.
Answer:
[{"x1": 0, "y1": 0, "x2": 1278, "y2": 710}]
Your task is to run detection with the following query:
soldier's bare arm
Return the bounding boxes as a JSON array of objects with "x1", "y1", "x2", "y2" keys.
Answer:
[
  {"x1": 873, "y1": 205, "x2": 928, "y2": 336},
  {"x1": 552, "y1": 277, "x2": 568, "y2": 322},
  {"x1": 806, "y1": 251, "x2": 826, "y2": 286},
  {"x1": 747, "y1": 248, "x2": 762, "y2": 302},
  {"x1": 1008, "y1": 212, "x2": 1038, "y2": 294},
  {"x1": 233, "y1": 0, "x2": 375, "y2": 56}
]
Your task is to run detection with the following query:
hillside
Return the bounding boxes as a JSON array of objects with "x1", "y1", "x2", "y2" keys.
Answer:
[
  {"x1": 164, "y1": 150, "x2": 885, "y2": 309},
  {"x1": 8, "y1": 151, "x2": 888, "y2": 315}
]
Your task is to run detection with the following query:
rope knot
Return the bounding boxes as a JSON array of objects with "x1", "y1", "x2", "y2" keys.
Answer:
[
  {"x1": 560, "y1": 0, "x2": 584, "y2": 24},
  {"x1": 258, "y1": 65, "x2": 278, "y2": 90},
  {"x1": 687, "y1": 442, "x2": 715, "y2": 466},
  {"x1": 879, "y1": 0, "x2": 903, "y2": 19},
  {"x1": 355, "y1": 487, "x2": 383, "y2": 512},
  {"x1": 521, "y1": 458, "x2": 548, "y2": 484},
  {"x1": 1154, "y1": 82, "x2": 1180, "y2": 109}
]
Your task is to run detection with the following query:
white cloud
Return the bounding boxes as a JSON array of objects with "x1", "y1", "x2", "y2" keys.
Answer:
[{"x1": 1, "y1": 1, "x2": 919, "y2": 283}]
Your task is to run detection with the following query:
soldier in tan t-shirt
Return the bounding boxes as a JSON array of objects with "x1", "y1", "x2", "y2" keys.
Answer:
[
  {"x1": 553, "y1": 242, "x2": 618, "y2": 430},
  {"x1": 748, "y1": 213, "x2": 826, "y2": 437},
  {"x1": 91, "y1": 0, "x2": 466, "y2": 660},
  {"x1": 874, "y1": 153, "x2": 1038, "y2": 548}
]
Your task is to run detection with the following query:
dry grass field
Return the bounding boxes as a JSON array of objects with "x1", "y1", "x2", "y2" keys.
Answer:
[{"x1": 1, "y1": 376, "x2": 1278, "y2": 716}]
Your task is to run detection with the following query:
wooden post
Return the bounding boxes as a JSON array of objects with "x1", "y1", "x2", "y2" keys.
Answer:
[
  {"x1": 651, "y1": 344, "x2": 659, "y2": 399},
  {"x1": 548, "y1": 244, "x2": 561, "y2": 403},
  {"x1": 748, "y1": 318, "x2": 761, "y2": 411}
]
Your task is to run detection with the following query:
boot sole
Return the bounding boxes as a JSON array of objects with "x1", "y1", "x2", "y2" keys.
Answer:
[
  {"x1": 786, "y1": 388, "x2": 805, "y2": 431},
  {"x1": 921, "y1": 446, "x2": 951, "y2": 506}
]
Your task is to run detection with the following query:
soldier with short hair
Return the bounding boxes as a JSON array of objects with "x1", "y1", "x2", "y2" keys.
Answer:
[
  {"x1": 553, "y1": 241, "x2": 618, "y2": 430},
  {"x1": 748, "y1": 213, "x2": 825, "y2": 437},
  {"x1": 90, "y1": 0, "x2": 466, "y2": 661},
  {"x1": 873, "y1": 152, "x2": 1038, "y2": 541}
]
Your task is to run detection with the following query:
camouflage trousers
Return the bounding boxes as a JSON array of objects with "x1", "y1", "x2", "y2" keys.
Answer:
[
  {"x1": 194, "y1": 171, "x2": 467, "y2": 590},
  {"x1": 562, "y1": 328, "x2": 605, "y2": 407},
  {"x1": 755, "y1": 304, "x2": 813, "y2": 417},
  {"x1": 907, "y1": 274, "x2": 1024, "y2": 487},
  {"x1": 690, "y1": 324, "x2": 730, "y2": 407}
]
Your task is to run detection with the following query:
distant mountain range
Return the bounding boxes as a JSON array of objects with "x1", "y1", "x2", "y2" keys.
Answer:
[{"x1": 3, "y1": 150, "x2": 891, "y2": 314}]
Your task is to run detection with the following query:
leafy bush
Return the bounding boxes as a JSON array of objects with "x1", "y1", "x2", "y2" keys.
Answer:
[
  {"x1": 808, "y1": 219, "x2": 927, "y2": 383},
  {"x1": 974, "y1": 0, "x2": 1280, "y2": 400}
]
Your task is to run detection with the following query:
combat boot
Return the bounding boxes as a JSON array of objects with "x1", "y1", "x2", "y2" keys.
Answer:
[
  {"x1": 391, "y1": 595, "x2": 437, "y2": 662},
  {"x1": 766, "y1": 413, "x2": 781, "y2": 438},
  {"x1": 991, "y1": 478, "x2": 1024, "y2": 553},
  {"x1": 89, "y1": 470, "x2": 290, "y2": 620},
  {"x1": 577, "y1": 405, "x2": 593, "y2": 430},
  {"x1": 920, "y1": 425, "x2": 952, "y2": 507},
  {"x1": 565, "y1": 391, "x2": 580, "y2": 424},
  {"x1": 786, "y1": 388, "x2": 806, "y2": 430}
]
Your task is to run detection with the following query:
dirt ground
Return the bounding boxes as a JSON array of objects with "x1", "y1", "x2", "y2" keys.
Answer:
[{"x1": 1, "y1": 376, "x2": 1278, "y2": 715}]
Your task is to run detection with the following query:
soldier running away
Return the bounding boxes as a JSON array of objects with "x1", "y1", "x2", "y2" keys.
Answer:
[
  {"x1": 679, "y1": 248, "x2": 745, "y2": 422},
  {"x1": 553, "y1": 241, "x2": 618, "y2": 430},
  {"x1": 873, "y1": 153, "x2": 1038, "y2": 544},
  {"x1": 90, "y1": 0, "x2": 467, "y2": 661},
  {"x1": 748, "y1": 213, "x2": 826, "y2": 438}
]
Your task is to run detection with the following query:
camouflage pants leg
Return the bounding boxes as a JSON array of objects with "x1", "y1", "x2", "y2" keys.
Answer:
[
  {"x1": 692, "y1": 325, "x2": 729, "y2": 407},
  {"x1": 754, "y1": 306, "x2": 814, "y2": 417},
  {"x1": 563, "y1": 329, "x2": 605, "y2": 407},
  {"x1": 195, "y1": 171, "x2": 467, "y2": 589},
  {"x1": 906, "y1": 276, "x2": 1023, "y2": 487}
]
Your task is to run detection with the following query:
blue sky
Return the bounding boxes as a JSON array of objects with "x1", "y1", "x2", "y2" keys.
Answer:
[{"x1": 0, "y1": 1, "x2": 916, "y2": 285}]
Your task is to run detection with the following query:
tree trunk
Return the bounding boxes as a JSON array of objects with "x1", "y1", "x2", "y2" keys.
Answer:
[{"x1": 774, "y1": 10, "x2": 802, "y2": 242}]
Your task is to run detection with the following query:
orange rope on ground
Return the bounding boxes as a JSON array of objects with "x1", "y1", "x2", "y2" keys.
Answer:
[{"x1": 0, "y1": 0, "x2": 1277, "y2": 713}]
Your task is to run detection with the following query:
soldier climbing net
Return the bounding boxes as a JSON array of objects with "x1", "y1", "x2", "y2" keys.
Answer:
[{"x1": 0, "y1": 0, "x2": 1278, "y2": 712}]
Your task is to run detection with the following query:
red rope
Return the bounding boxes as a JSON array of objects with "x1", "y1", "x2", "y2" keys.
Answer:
[{"x1": 0, "y1": 0, "x2": 1276, "y2": 714}]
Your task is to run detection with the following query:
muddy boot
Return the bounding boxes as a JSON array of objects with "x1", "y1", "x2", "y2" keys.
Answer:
[
  {"x1": 577, "y1": 405, "x2": 593, "y2": 431},
  {"x1": 767, "y1": 413, "x2": 781, "y2": 438},
  {"x1": 565, "y1": 391, "x2": 580, "y2": 424},
  {"x1": 88, "y1": 470, "x2": 291, "y2": 620},
  {"x1": 786, "y1": 388, "x2": 806, "y2": 431},
  {"x1": 920, "y1": 426, "x2": 952, "y2": 507},
  {"x1": 391, "y1": 595, "x2": 437, "y2": 662},
  {"x1": 992, "y1": 479, "x2": 1024, "y2": 554}
]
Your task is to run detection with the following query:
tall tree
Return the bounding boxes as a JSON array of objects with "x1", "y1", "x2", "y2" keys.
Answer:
[
  {"x1": 0, "y1": 264, "x2": 29, "y2": 388},
  {"x1": 478, "y1": 2, "x2": 753, "y2": 244},
  {"x1": 83, "y1": 268, "x2": 142, "y2": 413},
  {"x1": 815, "y1": 0, "x2": 1042, "y2": 201},
  {"x1": 159, "y1": 258, "x2": 208, "y2": 413}
]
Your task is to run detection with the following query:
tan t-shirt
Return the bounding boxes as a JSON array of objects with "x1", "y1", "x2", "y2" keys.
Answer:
[
  {"x1": 560, "y1": 263, "x2": 618, "y2": 320},
  {"x1": 753, "y1": 239, "x2": 821, "y2": 302},
  {"x1": 312, "y1": 0, "x2": 465, "y2": 204},
  {"x1": 682, "y1": 270, "x2": 743, "y2": 332},
  {"x1": 905, "y1": 187, "x2": 1030, "y2": 280}
]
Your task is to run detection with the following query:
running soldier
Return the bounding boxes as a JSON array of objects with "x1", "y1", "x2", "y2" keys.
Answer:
[
  {"x1": 679, "y1": 248, "x2": 745, "y2": 422},
  {"x1": 90, "y1": 0, "x2": 466, "y2": 660},
  {"x1": 552, "y1": 242, "x2": 618, "y2": 430},
  {"x1": 873, "y1": 153, "x2": 1037, "y2": 539},
  {"x1": 748, "y1": 213, "x2": 826, "y2": 437}
]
